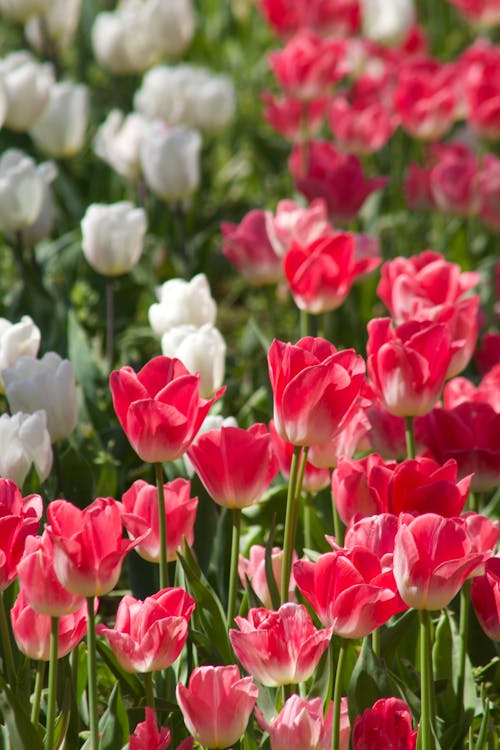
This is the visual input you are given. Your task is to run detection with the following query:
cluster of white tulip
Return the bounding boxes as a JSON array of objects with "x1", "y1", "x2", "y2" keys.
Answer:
[{"x1": 149, "y1": 274, "x2": 227, "y2": 399}]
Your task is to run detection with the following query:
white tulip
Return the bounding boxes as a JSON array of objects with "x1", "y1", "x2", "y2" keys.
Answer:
[
  {"x1": 0, "y1": 316, "x2": 41, "y2": 392},
  {"x1": 360, "y1": 0, "x2": 416, "y2": 45},
  {"x1": 81, "y1": 201, "x2": 147, "y2": 277},
  {"x1": 148, "y1": 0, "x2": 195, "y2": 59},
  {"x1": 0, "y1": 51, "x2": 54, "y2": 132},
  {"x1": 0, "y1": 410, "x2": 52, "y2": 486},
  {"x1": 21, "y1": 176, "x2": 56, "y2": 246},
  {"x1": 25, "y1": 0, "x2": 82, "y2": 52},
  {"x1": 4, "y1": 352, "x2": 78, "y2": 443},
  {"x1": 93, "y1": 110, "x2": 148, "y2": 182},
  {"x1": 148, "y1": 273, "x2": 217, "y2": 336},
  {"x1": 0, "y1": 0, "x2": 54, "y2": 23},
  {"x1": 30, "y1": 82, "x2": 88, "y2": 159},
  {"x1": 0, "y1": 149, "x2": 57, "y2": 234},
  {"x1": 140, "y1": 122, "x2": 201, "y2": 203},
  {"x1": 92, "y1": 2, "x2": 163, "y2": 75},
  {"x1": 161, "y1": 323, "x2": 226, "y2": 397}
]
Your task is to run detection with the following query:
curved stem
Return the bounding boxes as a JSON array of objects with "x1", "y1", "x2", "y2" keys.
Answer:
[
  {"x1": 143, "y1": 672, "x2": 155, "y2": 710},
  {"x1": 281, "y1": 446, "x2": 302, "y2": 604},
  {"x1": 155, "y1": 462, "x2": 169, "y2": 590},
  {"x1": 86, "y1": 597, "x2": 99, "y2": 750},
  {"x1": 45, "y1": 616, "x2": 59, "y2": 750},
  {"x1": 332, "y1": 638, "x2": 348, "y2": 750},
  {"x1": 0, "y1": 591, "x2": 16, "y2": 686},
  {"x1": 227, "y1": 508, "x2": 242, "y2": 628},
  {"x1": 31, "y1": 660, "x2": 46, "y2": 726},
  {"x1": 418, "y1": 609, "x2": 434, "y2": 750},
  {"x1": 405, "y1": 416, "x2": 416, "y2": 460}
]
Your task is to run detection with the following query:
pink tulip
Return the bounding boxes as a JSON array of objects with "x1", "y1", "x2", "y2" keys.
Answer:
[
  {"x1": 267, "y1": 198, "x2": 331, "y2": 257},
  {"x1": 187, "y1": 424, "x2": 279, "y2": 509},
  {"x1": 110, "y1": 355, "x2": 224, "y2": 463},
  {"x1": 444, "y1": 365, "x2": 500, "y2": 413},
  {"x1": 11, "y1": 590, "x2": 93, "y2": 661},
  {"x1": 343, "y1": 513, "x2": 399, "y2": 568},
  {"x1": 176, "y1": 665, "x2": 258, "y2": 749},
  {"x1": 121, "y1": 478, "x2": 198, "y2": 563},
  {"x1": 294, "y1": 546, "x2": 407, "y2": 638},
  {"x1": 393, "y1": 513, "x2": 484, "y2": 610},
  {"x1": 16, "y1": 530, "x2": 85, "y2": 616},
  {"x1": 268, "y1": 336, "x2": 365, "y2": 446},
  {"x1": 0, "y1": 478, "x2": 42, "y2": 591},
  {"x1": 221, "y1": 209, "x2": 282, "y2": 286},
  {"x1": 238, "y1": 545, "x2": 297, "y2": 608},
  {"x1": 96, "y1": 587, "x2": 195, "y2": 673},
  {"x1": 471, "y1": 557, "x2": 500, "y2": 642},
  {"x1": 229, "y1": 603, "x2": 332, "y2": 686},
  {"x1": 269, "y1": 420, "x2": 330, "y2": 493},
  {"x1": 262, "y1": 92, "x2": 328, "y2": 141},
  {"x1": 129, "y1": 708, "x2": 171, "y2": 750},
  {"x1": 475, "y1": 332, "x2": 500, "y2": 376},
  {"x1": 331, "y1": 453, "x2": 395, "y2": 525},
  {"x1": 352, "y1": 697, "x2": 417, "y2": 750},
  {"x1": 47, "y1": 497, "x2": 147, "y2": 597}
]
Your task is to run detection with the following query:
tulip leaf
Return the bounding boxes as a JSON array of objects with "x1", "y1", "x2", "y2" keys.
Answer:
[
  {"x1": 0, "y1": 675, "x2": 43, "y2": 749},
  {"x1": 95, "y1": 640, "x2": 144, "y2": 701},
  {"x1": 243, "y1": 574, "x2": 266, "y2": 611},
  {"x1": 80, "y1": 683, "x2": 128, "y2": 750},
  {"x1": 347, "y1": 637, "x2": 405, "y2": 724}
]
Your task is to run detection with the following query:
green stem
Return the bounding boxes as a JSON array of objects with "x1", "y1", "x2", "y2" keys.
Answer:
[
  {"x1": 155, "y1": 462, "x2": 169, "y2": 590},
  {"x1": 281, "y1": 445, "x2": 302, "y2": 604},
  {"x1": 324, "y1": 639, "x2": 335, "y2": 718},
  {"x1": 86, "y1": 598, "x2": 99, "y2": 750},
  {"x1": 31, "y1": 660, "x2": 46, "y2": 725},
  {"x1": 457, "y1": 582, "x2": 470, "y2": 724},
  {"x1": 45, "y1": 617, "x2": 59, "y2": 750},
  {"x1": 289, "y1": 447, "x2": 309, "y2": 556},
  {"x1": 418, "y1": 609, "x2": 434, "y2": 750},
  {"x1": 405, "y1": 416, "x2": 416, "y2": 460},
  {"x1": 304, "y1": 493, "x2": 313, "y2": 551},
  {"x1": 0, "y1": 591, "x2": 16, "y2": 686},
  {"x1": 299, "y1": 308, "x2": 309, "y2": 339},
  {"x1": 106, "y1": 279, "x2": 115, "y2": 369},
  {"x1": 227, "y1": 508, "x2": 242, "y2": 628},
  {"x1": 372, "y1": 628, "x2": 380, "y2": 659},
  {"x1": 332, "y1": 639, "x2": 348, "y2": 750},
  {"x1": 143, "y1": 672, "x2": 155, "y2": 709},
  {"x1": 70, "y1": 647, "x2": 79, "y2": 739},
  {"x1": 331, "y1": 469, "x2": 344, "y2": 546}
]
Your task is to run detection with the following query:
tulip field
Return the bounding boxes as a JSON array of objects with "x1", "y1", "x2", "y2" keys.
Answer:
[{"x1": 1, "y1": 0, "x2": 500, "y2": 748}]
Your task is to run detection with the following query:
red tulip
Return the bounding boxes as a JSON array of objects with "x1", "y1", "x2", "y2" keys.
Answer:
[
  {"x1": 343, "y1": 513, "x2": 399, "y2": 567},
  {"x1": 428, "y1": 143, "x2": 480, "y2": 217},
  {"x1": 352, "y1": 697, "x2": 417, "y2": 750},
  {"x1": 176, "y1": 664, "x2": 258, "y2": 749},
  {"x1": 0, "y1": 478, "x2": 42, "y2": 592},
  {"x1": 262, "y1": 93, "x2": 328, "y2": 141},
  {"x1": 393, "y1": 513, "x2": 484, "y2": 610},
  {"x1": 47, "y1": 497, "x2": 147, "y2": 597},
  {"x1": 187, "y1": 424, "x2": 279, "y2": 509},
  {"x1": 110, "y1": 355, "x2": 224, "y2": 463},
  {"x1": 229, "y1": 603, "x2": 332, "y2": 686},
  {"x1": 268, "y1": 336, "x2": 365, "y2": 446},
  {"x1": 121, "y1": 478, "x2": 198, "y2": 563},
  {"x1": 258, "y1": 0, "x2": 360, "y2": 37},
  {"x1": 367, "y1": 318, "x2": 456, "y2": 417},
  {"x1": 221, "y1": 209, "x2": 283, "y2": 286},
  {"x1": 129, "y1": 708, "x2": 171, "y2": 750},
  {"x1": 475, "y1": 332, "x2": 500, "y2": 376},
  {"x1": 331, "y1": 453, "x2": 395, "y2": 525},
  {"x1": 17, "y1": 530, "x2": 85, "y2": 616},
  {"x1": 478, "y1": 155, "x2": 500, "y2": 231},
  {"x1": 238, "y1": 544, "x2": 297, "y2": 608},
  {"x1": 267, "y1": 198, "x2": 331, "y2": 257},
  {"x1": 269, "y1": 420, "x2": 330, "y2": 493},
  {"x1": 389, "y1": 457, "x2": 470, "y2": 517},
  {"x1": 307, "y1": 396, "x2": 371, "y2": 469},
  {"x1": 11, "y1": 590, "x2": 93, "y2": 661},
  {"x1": 471, "y1": 557, "x2": 500, "y2": 642},
  {"x1": 96, "y1": 587, "x2": 195, "y2": 673},
  {"x1": 294, "y1": 546, "x2": 407, "y2": 638}
]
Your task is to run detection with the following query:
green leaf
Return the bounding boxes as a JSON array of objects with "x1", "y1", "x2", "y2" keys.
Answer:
[
  {"x1": 95, "y1": 641, "x2": 144, "y2": 702},
  {"x1": 0, "y1": 675, "x2": 43, "y2": 750},
  {"x1": 80, "y1": 683, "x2": 129, "y2": 750},
  {"x1": 347, "y1": 637, "x2": 405, "y2": 724}
]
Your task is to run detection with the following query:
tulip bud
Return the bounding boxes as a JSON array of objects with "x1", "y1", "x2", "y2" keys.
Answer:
[
  {"x1": 93, "y1": 109, "x2": 148, "y2": 183},
  {"x1": 161, "y1": 323, "x2": 226, "y2": 397},
  {"x1": 140, "y1": 122, "x2": 201, "y2": 203},
  {"x1": 30, "y1": 81, "x2": 88, "y2": 158},
  {"x1": 0, "y1": 51, "x2": 54, "y2": 132},
  {"x1": 3, "y1": 352, "x2": 78, "y2": 443},
  {"x1": 0, "y1": 410, "x2": 53, "y2": 486},
  {"x1": 149, "y1": 273, "x2": 217, "y2": 336},
  {"x1": 81, "y1": 201, "x2": 147, "y2": 277},
  {"x1": 0, "y1": 315, "x2": 41, "y2": 391},
  {"x1": 0, "y1": 149, "x2": 56, "y2": 234}
]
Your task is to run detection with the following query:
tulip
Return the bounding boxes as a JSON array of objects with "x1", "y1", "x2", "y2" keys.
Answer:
[
  {"x1": 47, "y1": 497, "x2": 146, "y2": 598},
  {"x1": 0, "y1": 149, "x2": 56, "y2": 234},
  {"x1": 11, "y1": 591, "x2": 91, "y2": 661},
  {"x1": 229, "y1": 603, "x2": 332, "y2": 686},
  {"x1": 176, "y1": 664, "x2": 258, "y2": 749},
  {"x1": 149, "y1": 273, "x2": 217, "y2": 337},
  {"x1": 121, "y1": 478, "x2": 198, "y2": 563},
  {"x1": 479, "y1": 155, "x2": 500, "y2": 231},
  {"x1": 148, "y1": 0, "x2": 196, "y2": 60},
  {"x1": 366, "y1": 318, "x2": 456, "y2": 417},
  {"x1": 188, "y1": 424, "x2": 279, "y2": 509},
  {"x1": 262, "y1": 92, "x2": 328, "y2": 141},
  {"x1": 328, "y1": 81, "x2": 398, "y2": 155},
  {"x1": 239, "y1": 545, "x2": 297, "y2": 608},
  {"x1": 221, "y1": 209, "x2": 283, "y2": 286},
  {"x1": 17, "y1": 530, "x2": 86, "y2": 617},
  {"x1": 267, "y1": 198, "x2": 331, "y2": 257},
  {"x1": 4, "y1": 352, "x2": 78, "y2": 443},
  {"x1": 30, "y1": 81, "x2": 88, "y2": 159},
  {"x1": 393, "y1": 513, "x2": 484, "y2": 610},
  {"x1": 129, "y1": 708, "x2": 171, "y2": 750},
  {"x1": 91, "y1": 4, "x2": 163, "y2": 75},
  {"x1": 360, "y1": 0, "x2": 415, "y2": 45},
  {"x1": 94, "y1": 110, "x2": 148, "y2": 183},
  {"x1": 269, "y1": 419, "x2": 330, "y2": 494},
  {"x1": 444, "y1": 365, "x2": 500, "y2": 412},
  {"x1": 471, "y1": 557, "x2": 500, "y2": 642},
  {"x1": 140, "y1": 122, "x2": 202, "y2": 203},
  {"x1": 0, "y1": 315, "x2": 40, "y2": 390},
  {"x1": 81, "y1": 201, "x2": 147, "y2": 277},
  {"x1": 110, "y1": 355, "x2": 224, "y2": 463},
  {"x1": 161, "y1": 323, "x2": 226, "y2": 398},
  {"x1": 0, "y1": 478, "x2": 42, "y2": 592},
  {"x1": 427, "y1": 143, "x2": 480, "y2": 217},
  {"x1": 307, "y1": 395, "x2": 372, "y2": 470},
  {"x1": 331, "y1": 453, "x2": 395, "y2": 525},
  {"x1": 475, "y1": 333, "x2": 500, "y2": 376},
  {"x1": 388, "y1": 457, "x2": 470, "y2": 517},
  {"x1": 0, "y1": 51, "x2": 53, "y2": 131},
  {"x1": 258, "y1": 0, "x2": 361, "y2": 37},
  {"x1": 449, "y1": 0, "x2": 500, "y2": 27},
  {"x1": 183, "y1": 413, "x2": 238, "y2": 477},
  {"x1": 343, "y1": 513, "x2": 399, "y2": 566},
  {"x1": 24, "y1": 0, "x2": 82, "y2": 52},
  {"x1": 459, "y1": 512, "x2": 500, "y2": 558},
  {"x1": 96, "y1": 587, "x2": 195, "y2": 672},
  {"x1": 0, "y1": 410, "x2": 52, "y2": 486},
  {"x1": 352, "y1": 697, "x2": 417, "y2": 750},
  {"x1": 268, "y1": 336, "x2": 365, "y2": 446}
]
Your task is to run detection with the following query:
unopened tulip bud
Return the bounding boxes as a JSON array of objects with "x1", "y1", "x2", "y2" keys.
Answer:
[
  {"x1": 81, "y1": 201, "x2": 147, "y2": 277},
  {"x1": 30, "y1": 81, "x2": 88, "y2": 158}
]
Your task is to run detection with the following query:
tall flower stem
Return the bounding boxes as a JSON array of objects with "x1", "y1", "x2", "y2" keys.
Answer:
[
  {"x1": 227, "y1": 508, "x2": 242, "y2": 628},
  {"x1": 332, "y1": 638, "x2": 348, "y2": 750},
  {"x1": 106, "y1": 279, "x2": 115, "y2": 369},
  {"x1": 457, "y1": 581, "x2": 470, "y2": 721},
  {"x1": 31, "y1": 660, "x2": 46, "y2": 725},
  {"x1": 155, "y1": 462, "x2": 169, "y2": 590},
  {"x1": 405, "y1": 416, "x2": 416, "y2": 460},
  {"x1": 45, "y1": 616, "x2": 59, "y2": 750},
  {"x1": 86, "y1": 597, "x2": 99, "y2": 750},
  {"x1": 290, "y1": 447, "x2": 309, "y2": 552},
  {"x1": 372, "y1": 628, "x2": 380, "y2": 658},
  {"x1": 0, "y1": 591, "x2": 16, "y2": 686},
  {"x1": 418, "y1": 609, "x2": 434, "y2": 750},
  {"x1": 281, "y1": 445, "x2": 302, "y2": 604},
  {"x1": 143, "y1": 671, "x2": 155, "y2": 709}
]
